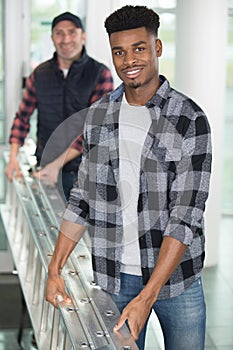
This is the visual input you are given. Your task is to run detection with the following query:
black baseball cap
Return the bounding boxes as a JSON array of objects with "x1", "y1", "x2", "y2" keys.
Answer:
[{"x1": 52, "y1": 12, "x2": 84, "y2": 30}]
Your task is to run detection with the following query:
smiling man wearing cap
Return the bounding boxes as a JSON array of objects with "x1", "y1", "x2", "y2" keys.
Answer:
[
  {"x1": 5, "y1": 11, "x2": 113, "y2": 201},
  {"x1": 51, "y1": 12, "x2": 85, "y2": 65}
]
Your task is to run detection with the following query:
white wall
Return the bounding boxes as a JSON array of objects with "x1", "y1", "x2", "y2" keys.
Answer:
[{"x1": 175, "y1": 0, "x2": 228, "y2": 266}]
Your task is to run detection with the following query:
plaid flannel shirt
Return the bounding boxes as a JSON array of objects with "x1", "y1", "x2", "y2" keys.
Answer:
[{"x1": 64, "y1": 75, "x2": 212, "y2": 298}]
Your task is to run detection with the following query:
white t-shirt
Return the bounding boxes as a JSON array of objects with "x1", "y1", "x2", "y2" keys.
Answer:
[
  {"x1": 119, "y1": 94, "x2": 151, "y2": 275},
  {"x1": 62, "y1": 68, "x2": 69, "y2": 78}
]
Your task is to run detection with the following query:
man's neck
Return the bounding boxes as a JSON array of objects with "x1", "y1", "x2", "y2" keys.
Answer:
[
  {"x1": 124, "y1": 77, "x2": 161, "y2": 106},
  {"x1": 57, "y1": 52, "x2": 83, "y2": 70},
  {"x1": 58, "y1": 58, "x2": 74, "y2": 70}
]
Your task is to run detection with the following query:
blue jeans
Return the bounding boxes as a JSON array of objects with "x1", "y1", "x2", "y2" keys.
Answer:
[{"x1": 112, "y1": 273, "x2": 206, "y2": 350}]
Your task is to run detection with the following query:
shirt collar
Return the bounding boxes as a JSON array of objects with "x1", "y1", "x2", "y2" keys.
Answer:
[{"x1": 109, "y1": 83, "x2": 124, "y2": 102}]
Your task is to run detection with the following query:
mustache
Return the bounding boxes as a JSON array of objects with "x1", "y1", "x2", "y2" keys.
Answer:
[{"x1": 121, "y1": 64, "x2": 145, "y2": 72}]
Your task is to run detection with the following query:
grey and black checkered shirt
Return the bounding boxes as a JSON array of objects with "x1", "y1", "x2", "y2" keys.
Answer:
[{"x1": 64, "y1": 75, "x2": 212, "y2": 299}]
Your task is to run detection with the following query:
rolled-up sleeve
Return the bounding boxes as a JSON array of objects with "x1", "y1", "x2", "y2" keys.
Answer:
[
  {"x1": 9, "y1": 72, "x2": 37, "y2": 145},
  {"x1": 164, "y1": 111, "x2": 212, "y2": 246}
]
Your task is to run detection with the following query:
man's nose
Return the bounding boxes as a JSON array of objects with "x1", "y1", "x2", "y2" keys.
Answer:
[
  {"x1": 61, "y1": 33, "x2": 71, "y2": 42},
  {"x1": 123, "y1": 52, "x2": 137, "y2": 66}
]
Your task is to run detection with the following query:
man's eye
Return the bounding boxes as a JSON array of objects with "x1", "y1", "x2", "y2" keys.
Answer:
[
  {"x1": 114, "y1": 51, "x2": 124, "y2": 56},
  {"x1": 135, "y1": 47, "x2": 145, "y2": 52}
]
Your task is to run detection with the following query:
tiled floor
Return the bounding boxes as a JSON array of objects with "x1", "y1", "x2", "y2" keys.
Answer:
[
  {"x1": 0, "y1": 216, "x2": 233, "y2": 349},
  {"x1": 203, "y1": 216, "x2": 233, "y2": 350}
]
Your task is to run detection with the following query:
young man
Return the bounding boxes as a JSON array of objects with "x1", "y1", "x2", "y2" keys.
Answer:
[
  {"x1": 45, "y1": 6, "x2": 211, "y2": 350},
  {"x1": 5, "y1": 11, "x2": 113, "y2": 201}
]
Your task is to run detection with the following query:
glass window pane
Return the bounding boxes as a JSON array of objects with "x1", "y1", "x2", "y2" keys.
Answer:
[
  {"x1": 0, "y1": 0, "x2": 5, "y2": 144},
  {"x1": 0, "y1": 158, "x2": 5, "y2": 202},
  {"x1": 0, "y1": 216, "x2": 7, "y2": 251},
  {"x1": 0, "y1": 158, "x2": 7, "y2": 251},
  {"x1": 0, "y1": 81, "x2": 5, "y2": 114},
  {"x1": 0, "y1": 119, "x2": 4, "y2": 142}
]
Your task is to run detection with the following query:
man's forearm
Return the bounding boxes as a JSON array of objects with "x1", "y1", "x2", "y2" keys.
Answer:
[
  {"x1": 52, "y1": 147, "x2": 81, "y2": 170},
  {"x1": 9, "y1": 143, "x2": 21, "y2": 159},
  {"x1": 140, "y1": 236, "x2": 187, "y2": 306},
  {"x1": 48, "y1": 221, "x2": 86, "y2": 277},
  {"x1": 114, "y1": 236, "x2": 187, "y2": 339}
]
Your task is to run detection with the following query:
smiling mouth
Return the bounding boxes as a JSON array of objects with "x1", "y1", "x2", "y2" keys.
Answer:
[
  {"x1": 61, "y1": 44, "x2": 74, "y2": 50},
  {"x1": 124, "y1": 68, "x2": 142, "y2": 79}
]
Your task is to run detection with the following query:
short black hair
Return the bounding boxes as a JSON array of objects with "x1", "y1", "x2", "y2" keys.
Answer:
[{"x1": 104, "y1": 5, "x2": 160, "y2": 37}]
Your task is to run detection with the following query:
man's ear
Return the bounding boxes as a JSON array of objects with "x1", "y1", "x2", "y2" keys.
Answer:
[
  {"x1": 81, "y1": 31, "x2": 87, "y2": 45},
  {"x1": 156, "y1": 39, "x2": 162, "y2": 57}
]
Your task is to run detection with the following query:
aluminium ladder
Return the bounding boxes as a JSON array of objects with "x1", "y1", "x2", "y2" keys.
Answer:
[{"x1": 1, "y1": 144, "x2": 138, "y2": 350}]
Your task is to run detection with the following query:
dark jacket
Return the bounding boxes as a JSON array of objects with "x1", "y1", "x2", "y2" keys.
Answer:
[{"x1": 34, "y1": 47, "x2": 107, "y2": 171}]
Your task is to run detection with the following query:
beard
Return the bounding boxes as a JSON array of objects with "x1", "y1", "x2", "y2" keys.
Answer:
[{"x1": 128, "y1": 80, "x2": 142, "y2": 89}]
